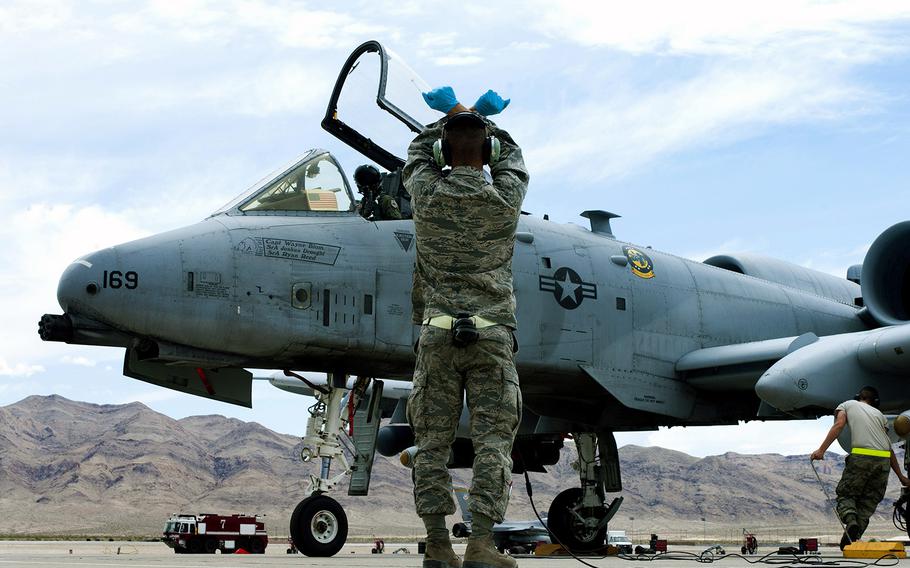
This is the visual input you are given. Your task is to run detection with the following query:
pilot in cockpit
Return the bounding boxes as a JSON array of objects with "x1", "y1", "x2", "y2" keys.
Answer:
[{"x1": 354, "y1": 164, "x2": 402, "y2": 221}]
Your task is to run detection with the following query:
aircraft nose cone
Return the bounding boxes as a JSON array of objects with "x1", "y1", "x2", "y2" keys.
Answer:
[{"x1": 57, "y1": 253, "x2": 106, "y2": 313}]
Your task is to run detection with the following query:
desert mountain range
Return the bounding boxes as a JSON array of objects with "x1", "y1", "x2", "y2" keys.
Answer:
[{"x1": 0, "y1": 395, "x2": 905, "y2": 539}]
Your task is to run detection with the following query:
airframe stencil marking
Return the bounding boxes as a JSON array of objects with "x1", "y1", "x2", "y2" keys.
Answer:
[
  {"x1": 190, "y1": 271, "x2": 229, "y2": 299},
  {"x1": 236, "y1": 237, "x2": 340, "y2": 265}
]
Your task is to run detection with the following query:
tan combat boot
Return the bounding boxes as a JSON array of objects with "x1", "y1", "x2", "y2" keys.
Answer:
[
  {"x1": 423, "y1": 538, "x2": 462, "y2": 568},
  {"x1": 463, "y1": 535, "x2": 517, "y2": 568}
]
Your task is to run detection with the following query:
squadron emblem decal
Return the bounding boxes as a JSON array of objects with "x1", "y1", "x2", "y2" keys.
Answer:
[
  {"x1": 539, "y1": 267, "x2": 597, "y2": 310},
  {"x1": 393, "y1": 231, "x2": 414, "y2": 252},
  {"x1": 623, "y1": 246, "x2": 655, "y2": 279}
]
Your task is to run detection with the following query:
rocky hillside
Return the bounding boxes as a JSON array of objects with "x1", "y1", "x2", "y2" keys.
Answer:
[{"x1": 0, "y1": 395, "x2": 904, "y2": 538}]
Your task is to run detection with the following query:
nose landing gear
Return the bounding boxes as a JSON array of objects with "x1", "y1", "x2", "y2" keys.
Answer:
[
  {"x1": 287, "y1": 373, "x2": 383, "y2": 557},
  {"x1": 546, "y1": 431, "x2": 623, "y2": 552}
]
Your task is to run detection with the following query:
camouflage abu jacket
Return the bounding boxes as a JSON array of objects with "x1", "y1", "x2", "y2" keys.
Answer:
[{"x1": 402, "y1": 117, "x2": 529, "y2": 328}]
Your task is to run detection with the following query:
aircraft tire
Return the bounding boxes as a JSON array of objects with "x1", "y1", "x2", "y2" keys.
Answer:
[
  {"x1": 289, "y1": 494, "x2": 348, "y2": 557},
  {"x1": 547, "y1": 487, "x2": 607, "y2": 552}
]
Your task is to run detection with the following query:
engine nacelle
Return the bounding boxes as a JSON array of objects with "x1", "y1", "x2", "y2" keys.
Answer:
[
  {"x1": 861, "y1": 221, "x2": 910, "y2": 327},
  {"x1": 703, "y1": 253, "x2": 859, "y2": 305}
]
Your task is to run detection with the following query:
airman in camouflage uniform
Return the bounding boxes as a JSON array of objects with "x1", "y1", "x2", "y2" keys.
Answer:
[
  {"x1": 404, "y1": 88, "x2": 527, "y2": 568},
  {"x1": 811, "y1": 386, "x2": 910, "y2": 549}
]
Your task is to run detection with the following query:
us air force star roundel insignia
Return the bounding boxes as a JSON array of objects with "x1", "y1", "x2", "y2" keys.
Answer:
[
  {"x1": 539, "y1": 267, "x2": 598, "y2": 309},
  {"x1": 623, "y1": 246, "x2": 655, "y2": 279}
]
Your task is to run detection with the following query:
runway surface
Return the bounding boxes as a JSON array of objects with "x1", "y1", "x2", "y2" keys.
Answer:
[{"x1": 0, "y1": 541, "x2": 903, "y2": 568}]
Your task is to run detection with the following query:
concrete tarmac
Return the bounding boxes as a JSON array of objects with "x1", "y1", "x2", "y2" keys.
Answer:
[{"x1": 0, "y1": 541, "x2": 901, "y2": 568}]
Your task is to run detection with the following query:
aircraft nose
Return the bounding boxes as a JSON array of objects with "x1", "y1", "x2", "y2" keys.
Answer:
[{"x1": 56, "y1": 251, "x2": 109, "y2": 314}]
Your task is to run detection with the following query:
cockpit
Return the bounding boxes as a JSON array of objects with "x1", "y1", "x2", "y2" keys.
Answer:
[
  {"x1": 212, "y1": 151, "x2": 355, "y2": 217},
  {"x1": 211, "y1": 41, "x2": 432, "y2": 220}
]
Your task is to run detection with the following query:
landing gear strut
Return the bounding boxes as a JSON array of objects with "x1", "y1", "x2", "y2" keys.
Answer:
[
  {"x1": 287, "y1": 373, "x2": 383, "y2": 557},
  {"x1": 547, "y1": 431, "x2": 623, "y2": 552}
]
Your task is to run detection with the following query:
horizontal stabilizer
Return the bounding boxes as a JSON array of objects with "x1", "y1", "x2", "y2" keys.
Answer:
[{"x1": 581, "y1": 366, "x2": 695, "y2": 419}]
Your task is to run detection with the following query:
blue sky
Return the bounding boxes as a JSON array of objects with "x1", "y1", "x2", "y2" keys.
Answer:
[{"x1": 2, "y1": 0, "x2": 910, "y2": 457}]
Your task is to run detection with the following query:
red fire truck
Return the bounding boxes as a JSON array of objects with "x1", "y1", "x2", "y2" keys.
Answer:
[{"x1": 162, "y1": 513, "x2": 268, "y2": 554}]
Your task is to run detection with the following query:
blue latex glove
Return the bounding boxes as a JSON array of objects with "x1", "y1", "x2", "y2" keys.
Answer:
[
  {"x1": 473, "y1": 90, "x2": 510, "y2": 116},
  {"x1": 422, "y1": 86, "x2": 459, "y2": 113}
]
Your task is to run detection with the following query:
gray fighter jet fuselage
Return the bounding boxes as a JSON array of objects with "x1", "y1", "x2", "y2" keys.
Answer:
[{"x1": 51, "y1": 204, "x2": 889, "y2": 427}]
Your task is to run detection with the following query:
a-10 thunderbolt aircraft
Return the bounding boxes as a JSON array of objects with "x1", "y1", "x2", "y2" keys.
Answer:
[{"x1": 38, "y1": 40, "x2": 910, "y2": 556}]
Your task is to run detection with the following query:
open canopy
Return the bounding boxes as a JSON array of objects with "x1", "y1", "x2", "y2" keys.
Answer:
[{"x1": 322, "y1": 40, "x2": 437, "y2": 171}]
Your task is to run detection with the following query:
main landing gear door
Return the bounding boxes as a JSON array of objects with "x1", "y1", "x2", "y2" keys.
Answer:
[{"x1": 322, "y1": 40, "x2": 437, "y2": 171}]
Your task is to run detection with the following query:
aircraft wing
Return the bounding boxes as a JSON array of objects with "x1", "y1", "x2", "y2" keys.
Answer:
[
  {"x1": 675, "y1": 333, "x2": 817, "y2": 391},
  {"x1": 675, "y1": 324, "x2": 910, "y2": 417}
]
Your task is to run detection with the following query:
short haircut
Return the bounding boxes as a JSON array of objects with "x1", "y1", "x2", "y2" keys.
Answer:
[
  {"x1": 859, "y1": 386, "x2": 880, "y2": 407},
  {"x1": 445, "y1": 122, "x2": 485, "y2": 162}
]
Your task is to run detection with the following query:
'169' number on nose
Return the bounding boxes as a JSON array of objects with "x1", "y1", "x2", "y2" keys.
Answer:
[{"x1": 103, "y1": 270, "x2": 139, "y2": 290}]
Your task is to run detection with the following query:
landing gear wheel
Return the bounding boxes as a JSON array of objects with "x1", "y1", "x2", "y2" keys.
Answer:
[
  {"x1": 547, "y1": 487, "x2": 608, "y2": 552},
  {"x1": 289, "y1": 494, "x2": 348, "y2": 557}
]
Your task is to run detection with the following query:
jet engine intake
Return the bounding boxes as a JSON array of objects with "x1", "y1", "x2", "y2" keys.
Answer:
[{"x1": 861, "y1": 221, "x2": 910, "y2": 327}]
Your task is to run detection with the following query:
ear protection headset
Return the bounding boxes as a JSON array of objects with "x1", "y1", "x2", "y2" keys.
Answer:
[
  {"x1": 432, "y1": 112, "x2": 500, "y2": 168},
  {"x1": 854, "y1": 385, "x2": 881, "y2": 408}
]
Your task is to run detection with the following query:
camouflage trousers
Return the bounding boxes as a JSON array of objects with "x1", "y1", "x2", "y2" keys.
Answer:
[
  {"x1": 407, "y1": 324, "x2": 522, "y2": 523},
  {"x1": 835, "y1": 454, "x2": 890, "y2": 539}
]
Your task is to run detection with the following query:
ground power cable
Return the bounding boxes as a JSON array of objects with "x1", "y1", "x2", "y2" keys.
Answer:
[
  {"x1": 518, "y1": 450, "x2": 610, "y2": 568},
  {"x1": 616, "y1": 549, "x2": 899, "y2": 567},
  {"x1": 516, "y1": 452, "x2": 894, "y2": 567},
  {"x1": 810, "y1": 457, "x2": 852, "y2": 546}
]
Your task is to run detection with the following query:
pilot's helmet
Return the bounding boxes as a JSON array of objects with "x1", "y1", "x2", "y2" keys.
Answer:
[{"x1": 354, "y1": 164, "x2": 382, "y2": 192}]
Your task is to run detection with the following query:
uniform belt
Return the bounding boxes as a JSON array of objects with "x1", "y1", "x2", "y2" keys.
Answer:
[
  {"x1": 422, "y1": 315, "x2": 498, "y2": 329},
  {"x1": 851, "y1": 447, "x2": 891, "y2": 458}
]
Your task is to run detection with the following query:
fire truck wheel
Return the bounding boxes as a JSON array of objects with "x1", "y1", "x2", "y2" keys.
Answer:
[
  {"x1": 250, "y1": 538, "x2": 265, "y2": 554},
  {"x1": 204, "y1": 538, "x2": 217, "y2": 554},
  {"x1": 289, "y1": 494, "x2": 348, "y2": 557}
]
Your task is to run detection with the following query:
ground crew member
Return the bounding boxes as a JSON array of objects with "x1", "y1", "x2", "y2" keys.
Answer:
[
  {"x1": 354, "y1": 164, "x2": 402, "y2": 221},
  {"x1": 404, "y1": 86, "x2": 528, "y2": 568},
  {"x1": 811, "y1": 386, "x2": 910, "y2": 548}
]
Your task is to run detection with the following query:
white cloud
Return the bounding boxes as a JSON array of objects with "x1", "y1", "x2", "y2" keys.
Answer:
[
  {"x1": 508, "y1": 41, "x2": 549, "y2": 51},
  {"x1": 506, "y1": 0, "x2": 910, "y2": 184},
  {"x1": 519, "y1": 60, "x2": 872, "y2": 182},
  {"x1": 530, "y1": 0, "x2": 910, "y2": 60},
  {"x1": 61, "y1": 355, "x2": 96, "y2": 368},
  {"x1": 0, "y1": 359, "x2": 45, "y2": 377}
]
